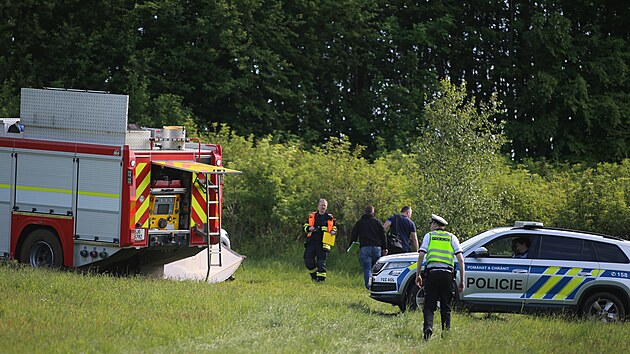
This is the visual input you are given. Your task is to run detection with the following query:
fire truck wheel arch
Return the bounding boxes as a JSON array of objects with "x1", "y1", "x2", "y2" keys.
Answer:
[{"x1": 18, "y1": 228, "x2": 64, "y2": 268}]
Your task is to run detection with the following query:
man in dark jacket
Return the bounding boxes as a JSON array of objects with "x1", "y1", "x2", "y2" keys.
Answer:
[{"x1": 350, "y1": 205, "x2": 388, "y2": 289}]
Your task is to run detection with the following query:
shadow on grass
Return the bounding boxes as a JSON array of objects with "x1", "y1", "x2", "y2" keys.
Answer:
[{"x1": 348, "y1": 301, "x2": 400, "y2": 317}]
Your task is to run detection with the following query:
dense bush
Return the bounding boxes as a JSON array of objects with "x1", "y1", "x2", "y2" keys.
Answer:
[
  {"x1": 203, "y1": 81, "x2": 629, "y2": 253},
  {"x1": 203, "y1": 125, "x2": 411, "y2": 252}
]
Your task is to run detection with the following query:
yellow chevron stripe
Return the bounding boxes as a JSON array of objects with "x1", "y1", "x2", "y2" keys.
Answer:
[
  {"x1": 531, "y1": 266, "x2": 562, "y2": 299},
  {"x1": 192, "y1": 184, "x2": 207, "y2": 214},
  {"x1": 554, "y1": 277, "x2": 584, "y2": 300},
  {"x1": 192, "y1": 200, "x2": 207, "y2": 222},
  {"x1": 137, "y1": 176, "x2": 150, "y2": 196},
  {"x1": 135, "y1": 162, "x2": 147, "y2": 177},
  {"x1": 550, "y1": 268, "x2": 582, "y2": 300},
  {"x1": 544, "y1": 266, "x2": 560, "y2": 275},
  {"x1": 190, "y1": 175, "x2": 207, "y2": 225},
  {"x1": 531, "y1": 275, "x2": 563, "y2": 299},
  {"x1": 136, "y1": 199, "x2": 150, "y2": 227},
  {"x1": 135, "y1": 163, "x2": 150, "y2": 193},
  {"x1": 134, "y1": 163, "x2": 150, "y2": 228},
  {"x1": 566, "y1": 267, "x2": 581, "y2": 276}
]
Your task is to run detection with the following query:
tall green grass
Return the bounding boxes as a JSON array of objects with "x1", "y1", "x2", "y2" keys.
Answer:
[{"x1": 1, "y1": 252, "x2": 628, "y2": 353}]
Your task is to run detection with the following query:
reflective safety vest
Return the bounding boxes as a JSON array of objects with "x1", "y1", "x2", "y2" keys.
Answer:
[
  {"x1": 426, "y1": 230, "x2": 455, "y2": 267},
  {"x1": 305, "y1": 211, "x2": 335, "y2": 237}
]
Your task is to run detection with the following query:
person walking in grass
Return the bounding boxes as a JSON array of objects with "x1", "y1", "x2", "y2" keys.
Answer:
[
  {"x1": 303, "y1": 199, "x2": 337, "y2": 282},
  {"x1": 383, "y1": 206, "x2": 418, "y2": 254},
  {"x1": 416, "y1": 214, "x2": 465, "y2": 340},
  {"x1": 350, "y1": 205, "x2": 388, "y2": 289}
]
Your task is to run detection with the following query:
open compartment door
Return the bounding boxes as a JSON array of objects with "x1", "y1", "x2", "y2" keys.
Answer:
[{"x1": 154, "y1": 160, "x2": 243, "y2": 283}]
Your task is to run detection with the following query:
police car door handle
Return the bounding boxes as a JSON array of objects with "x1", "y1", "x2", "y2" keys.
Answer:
[
  {"x1": 512, "y1": 269, "x2": 528, "y2": 274},
  {"x1": 577, "y1": 271, "x2": 592, "y2": 277}
]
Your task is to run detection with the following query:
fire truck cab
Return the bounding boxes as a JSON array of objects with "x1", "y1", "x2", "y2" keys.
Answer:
[{"x1": 0, "y1": 88, "x2": 240, "y2": 274}]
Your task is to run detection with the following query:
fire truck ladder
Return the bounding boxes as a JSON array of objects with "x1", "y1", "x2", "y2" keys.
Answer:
[{"x1": 203, "y1": 173, "x2": 222, "y2": 282}]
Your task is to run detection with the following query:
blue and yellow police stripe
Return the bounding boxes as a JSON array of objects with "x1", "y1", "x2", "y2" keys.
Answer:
[{"x1": 523, "y1": 266, "x2": 603, "y2": 300}]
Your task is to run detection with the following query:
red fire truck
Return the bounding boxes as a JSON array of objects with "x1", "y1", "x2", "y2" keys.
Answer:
[{"x1": 0, "y1": 88, "x2": 240, "y2": 274}]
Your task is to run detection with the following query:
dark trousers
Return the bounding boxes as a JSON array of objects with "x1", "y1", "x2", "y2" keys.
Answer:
[
  {"x1": 423, "y1": 270, "x2": 454, "y2": 332},
  {"x1": 304, "y1": 239, "x2": 328, "y2": 280}
]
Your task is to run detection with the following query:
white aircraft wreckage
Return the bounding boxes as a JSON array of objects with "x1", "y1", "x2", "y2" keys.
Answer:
[{"x1": 164, "y1": 229, "x2": 245, "y2": 283}]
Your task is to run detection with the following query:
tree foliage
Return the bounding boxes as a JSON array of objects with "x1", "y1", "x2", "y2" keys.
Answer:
[
  {"x1": 0, "y1": 0, "x2": 627, "y2": 163},
  {"x1": 408, "y1": 80, "x2": 507, "y2": 237}
]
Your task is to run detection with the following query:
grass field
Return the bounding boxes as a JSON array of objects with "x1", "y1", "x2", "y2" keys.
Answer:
[{"x1": 1, "y1": 247, "x2": 629, "y2": 353}]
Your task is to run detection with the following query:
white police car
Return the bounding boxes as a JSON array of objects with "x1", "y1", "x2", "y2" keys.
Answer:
[{"x1": 369, "y1": 221, "x2": 630, "y2": 322}]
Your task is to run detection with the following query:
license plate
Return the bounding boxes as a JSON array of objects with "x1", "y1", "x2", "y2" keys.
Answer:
[{"x1": 133, "y1": 229, "x2": 145, "y2": 242}]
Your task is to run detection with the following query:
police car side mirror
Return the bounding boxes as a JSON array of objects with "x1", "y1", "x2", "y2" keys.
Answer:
[{"x1": 471, "y1": 247, "x2": 489, "y2": 258}]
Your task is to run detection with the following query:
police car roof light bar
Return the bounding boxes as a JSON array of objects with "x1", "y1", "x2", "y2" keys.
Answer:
[{"x1": 514, "y1": 221, "x2": 544, "y2": 228}]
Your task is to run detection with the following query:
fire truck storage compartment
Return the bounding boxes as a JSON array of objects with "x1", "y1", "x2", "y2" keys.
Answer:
[
  {"x1": 0, "y1": 148, "x2": 14, "y2": 256},
  {"x1": 73, "y1": 154, "x2": 123, "y2": 243},
  {"x1": 150, "y1": 165, "x2": 193, "y2": 232},
  {"x1": 11, "y1": 148, "x2": 123, "y2": 244},
  {"x1": 15, "y1": 150, "x2": 75, "y2": 216}
]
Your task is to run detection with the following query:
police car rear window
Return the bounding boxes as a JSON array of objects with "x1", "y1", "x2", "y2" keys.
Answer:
[
  {"x1": 594, "y1": 242, "x2": 629, "y2": 264},
  {"x1": 539, "y1": 236, "x2": 582, "y2": 261},
  {"x1": 581, "y1": 240, "x2": 597, "y2": 262}
]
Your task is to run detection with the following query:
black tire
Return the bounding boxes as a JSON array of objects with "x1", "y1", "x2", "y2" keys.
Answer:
[
  {"x1": 580, "y1": 292, "x2": 626, "y2": 323},
  {"x1": 19, "y1": 229, "x2": 63, "y2": 268},
  {"x1": 400, "y1": 283, "x2": 425, "y2": 312}
]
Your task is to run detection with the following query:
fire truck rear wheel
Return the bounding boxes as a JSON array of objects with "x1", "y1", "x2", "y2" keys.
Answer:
[{"x1": 19, "y1": 229, "x2": 63, "y2": 268}]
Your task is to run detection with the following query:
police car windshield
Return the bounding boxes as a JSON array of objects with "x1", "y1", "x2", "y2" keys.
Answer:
[{"x1": 460, "y1": 229, "x2": 503, "y2": 251}]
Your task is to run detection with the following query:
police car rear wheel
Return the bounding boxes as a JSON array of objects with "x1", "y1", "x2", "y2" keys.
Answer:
[{"x1": 581, "y1": 292, "x2": 626, "y2": 323}]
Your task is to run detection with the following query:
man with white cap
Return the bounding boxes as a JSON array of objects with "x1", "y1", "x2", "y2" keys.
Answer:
[{"x1": 415, "y1": 214, "x2": 465, "y2": 340}]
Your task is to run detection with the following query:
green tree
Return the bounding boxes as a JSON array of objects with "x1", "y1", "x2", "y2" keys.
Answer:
[
  {"x1": 409, "y1": 80, "x2": 507, "y2": 238},
  {"x1": 557, "y1": 160, "x2": 630, "y2": 236},
  {"x1": 504, "y1": 1, "x2": 629, "y2": 163}
]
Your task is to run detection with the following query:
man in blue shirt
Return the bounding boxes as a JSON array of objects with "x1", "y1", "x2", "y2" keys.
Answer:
[{"x1": 383, "y1": 206, "x2": 418, "y2": 253}]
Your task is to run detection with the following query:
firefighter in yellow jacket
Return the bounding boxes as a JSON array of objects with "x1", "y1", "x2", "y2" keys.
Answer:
[{"x1": 303, "y1": 199, "x2": 337, "y2": 282}]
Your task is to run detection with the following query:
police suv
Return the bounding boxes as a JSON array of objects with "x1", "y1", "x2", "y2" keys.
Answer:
[{"x1": 369, "y1": 222, "x2": 630, "y2": 322}]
